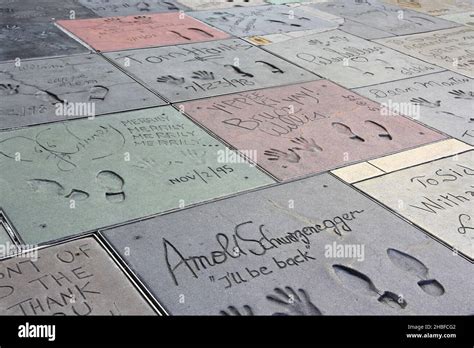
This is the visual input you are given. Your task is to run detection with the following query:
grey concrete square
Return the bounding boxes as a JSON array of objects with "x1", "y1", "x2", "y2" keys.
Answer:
[
  {"x1": 264, "y1": 29, "x2": 443, "y2": 88},
  {"x1": 356, "y1": 151, "x2": 474, "y2": 260},
  {"x1": 78, "y1": 0, "x2": 188, "y2": 17},
  {"x1": 311, "y1": 0, "x2": 460, "y2": 36},
  {"x1": 0, "y1": 23, "x2": 89, "y2": 62},
  {"x1": 177, "y1": 0, "x2": 268, "y2": 10},
  {"x1": 0, "y1": 237, "x2": 156, "y2": 315},
  {"x1": 0, "y1": 53, "x2": 166, "y2": 130},
  {"x1": 103, "y1": 174, "x2": 472, "y2": 315},
  {"x1": 0, "y1": 0, "x2": 97, "y2": 23},
  {"x1": 189, "y1": 5, "x2": 337, "y2": 37},
  {"x1": 105, "y1": 38, "x2": 318, "y2": 103},
  {"x1": 354, "y1": 71, "x2": 474, "y2": 145},
  {"x1": 0, "y1": 106, "x2": 273, "y2": 245}
]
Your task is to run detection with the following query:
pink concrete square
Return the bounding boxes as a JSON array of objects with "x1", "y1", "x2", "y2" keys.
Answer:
[
  {"x1": 56, "y1": 13, "x2": 230, "y2": 52},
  {"x1": 182, "y1": 80, "x2": 446, "y2": 181}
]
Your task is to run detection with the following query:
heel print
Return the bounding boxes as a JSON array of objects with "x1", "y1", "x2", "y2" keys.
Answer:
[
  {"x1": 332, "y1": 122, "x2": 365, "y2": 142},
  {"x1": 333, "y1": 264, "x2": 407, "y2": 309},
  {"x1": 387, "y1": 248, "x2": 445, "y2": 297},
  {"x1": 365, "y1": 120, "x2": 393, "y2": 140}
]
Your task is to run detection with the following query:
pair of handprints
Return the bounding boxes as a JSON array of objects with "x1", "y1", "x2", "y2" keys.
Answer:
[
  {"x1": 220, "y1": 248, "x2": 444, "y2": 315},
  {"x1": 264, "y1": 120, "x2": 392, "y2": 166}
]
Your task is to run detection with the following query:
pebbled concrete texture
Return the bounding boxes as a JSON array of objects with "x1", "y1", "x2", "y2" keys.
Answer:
[
  {"x1": 102, "y1": 173, "x2": 473, "y2": 315},
  {"x1": 0, "y1": 53, "x2": 166, "y2": 130},
  {"x1": 0, "y1": 105, "x2": 274, "y2": 245}
]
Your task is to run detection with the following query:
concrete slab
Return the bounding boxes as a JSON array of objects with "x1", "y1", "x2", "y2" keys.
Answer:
[
  {"x1": 189, "y1": 5, "x2": 337, "y2": 37},
  {"x1": 0, "y1": 237, "x2": 156, "y2": 315},
  {"x1": 176, "y1": 0, "x2": 268, "y2": 10},
  {"x1": 440, "y1": 11, "x2": 474, "y2": 26},
  {"x1": 181, "y1": 80, "x2": 446, "y2": 181},
  {"x1": 57, "y1": 12, "x2": 230, "y2": 52},
  {"x1": 331, "y1": 162, "x2": 385, "y2": 183},
  {"x1": 368, "y1": 139, "x2": 474, "y2": 172},
  {"x1": 310, "y1": 0, "x2": 460, "y2": 36},
  {"x1": 268, "y1": 0, "x2": 330, "y2": 4},
  {"x1": 245, "y1": 26, "x2": 338, "y2": 46},
  {"x1": 338, "y1": 18, "x2": 395, "y2": 39},
  {"x1": 102, "y1": 173, "x2": 473, "y2": 315},
  {"x1": 264, "y1": 29, "x2": 443, "y2": 89},
  {"x1": 0, "y1": 54, "x2": 166, "y2": 130},
  {"x1": 0, "y1": 23, "x2": 89, "y2": 62},
  {"x1": 0, "y1": 106, "x2": 274, "y2": 245},
  {"x1": 241, "y1": 6, "x2": 341, "y2": 45},
  {"x1": 332, "y1": 139, "x2": 473, "y2": 183},
  {"x1": 381, "y1": 0, "x2": 474, "y2": 16},
  {"x1": 354, "y1": 71, "x2": 474, "y2": 144},
  {"x1": 375, "y1": 27, "x2": 474, "y2": 78},
  {"x1": 104, "y1": 38, "x2": 318, "y2": 103},
  {"x1": 356, "y1": 151, "x2": 474, "y2": 260},
  {"x1": 78, "y1": 0, "x2": 189, "y2": 17},
  {"x1": 0, "y1": 0, "x2": 98, "y2": 23}
]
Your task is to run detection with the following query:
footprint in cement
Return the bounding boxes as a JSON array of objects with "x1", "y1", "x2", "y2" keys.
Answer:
[
  {"x1": 333, "y1": 264, "x2": 407, "y2": 309},
  {"x1": 27, "y1": 179, "x2": 89, "y2": 201},
  {"x1": 96, "y1": 170, "x2": 126, "y2": 203},
  {"x1": 387, "y1": 248, "x2": 445, "y2": 297}
]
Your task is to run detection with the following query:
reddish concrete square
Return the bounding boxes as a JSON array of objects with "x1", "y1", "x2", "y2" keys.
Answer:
[
  {"x1": 56, "y1": 12, "x2": 230, "y2": 52},
  {"x1": 182, "y1": 80, "x2": 446, "y2": 181}
]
